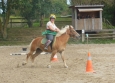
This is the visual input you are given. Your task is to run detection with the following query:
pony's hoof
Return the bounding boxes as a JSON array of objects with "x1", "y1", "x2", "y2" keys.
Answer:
[
  {"x1": 47, "y1": 65, "x2": 51, "y2": 68},
  {"x1": 64, "y1": 65, "x2": 68, "y2": 68},
  {"x1": 16, "y1": 64, "x2": 20, "y2": 68},
  {"x1": 22, "y1": 61, "x2": 27, "y2": 66},
  {"x1": 31, "y1": 63, "x2": 34, "y2": 67}
]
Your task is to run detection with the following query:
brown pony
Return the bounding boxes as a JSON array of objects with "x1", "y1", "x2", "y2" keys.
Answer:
[{"x1": 22, "y1": 25, "x2": 80, "y2": 68}]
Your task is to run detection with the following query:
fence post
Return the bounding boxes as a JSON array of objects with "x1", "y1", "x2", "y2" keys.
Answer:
[
  {"x1": 82, "y1": 29, "x2": 85, "y2": 42},
  {"x1": 113, "y1": 30, "x2": 115, "y2": 40}
]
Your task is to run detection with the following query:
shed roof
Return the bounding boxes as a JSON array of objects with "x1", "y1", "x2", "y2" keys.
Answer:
[
  {"x1": 69, "y1": 5, "x2": 104, "y2": 8},
  {"x1": 78, "y1": 8, "x2": 103, "y2": 12}
]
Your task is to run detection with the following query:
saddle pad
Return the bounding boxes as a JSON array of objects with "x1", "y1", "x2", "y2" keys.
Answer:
[
  {"x1": 41, "y1": 38, "x2": 47, "y2": 44},
  {"x1": 41, "y1": 37, "x2": 56, "y2": 45}
]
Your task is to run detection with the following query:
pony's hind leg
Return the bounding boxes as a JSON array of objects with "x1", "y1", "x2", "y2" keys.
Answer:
[
  {"x1": 30, "y1": 48, "x2": 42, "y2": 66},
  {"x1": 22, "y1": 51, "x2": 34, "y2": 66}
]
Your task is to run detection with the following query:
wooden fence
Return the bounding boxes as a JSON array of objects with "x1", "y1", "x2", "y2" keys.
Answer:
[
  {"x1": 9, "y1": 18, "x2": 27, "y2": 28},
  {"x1": 9, "y1": 17, "x2": 72, "y2": 28},
  {"x1": 81, "y1": 29, "x2": 115, "y2": 42}
]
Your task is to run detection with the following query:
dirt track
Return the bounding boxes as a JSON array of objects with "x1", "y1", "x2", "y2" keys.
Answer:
[{"x1": 0, "y1": 44, "x2": 115, "y2": 83}]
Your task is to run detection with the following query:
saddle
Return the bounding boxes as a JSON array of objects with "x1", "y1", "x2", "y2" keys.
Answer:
[
  {"x1": 41, "y1": 37, "x2": 56, "y2": 49},
  {"x1": 41, "y1": 38, "x2": 47, "y2": 45}
]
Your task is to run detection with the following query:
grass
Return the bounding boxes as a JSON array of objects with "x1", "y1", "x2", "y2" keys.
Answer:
[
  {"x1": 10, "y1": 16, "x2": 26, "y2": 22},
  {"x1": 33, "y1": 22, "x2": 40, "y2": 27},
  {"x1": 103, "y1": 22, "x2": 115, "y2": 29},
  {"x1": 0, "y1": 23, "x2": 46, "y2": 46},
  {"x1": 44, "y1": 17, "x2": 72, "y2": 22},
  {"x1": 68, "y1": 38, "x2": 115, "y2": 44},
  {"x1": 1, "y1": 27, "x2": 115, "y2": 46},
  {"x1": 21, "y1": 22, "x2": 40, "y2": 28},
  {"x1": 0, "y1": 41, "x2": 30, "y2": 46}
]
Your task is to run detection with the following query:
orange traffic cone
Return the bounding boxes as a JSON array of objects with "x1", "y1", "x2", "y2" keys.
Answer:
[
  {"x1": 86, "y1": 52, "x2": 95, "y2": 73},
  {"x1": 51, "y1": 54, "x2": 58, "y2": 62}
]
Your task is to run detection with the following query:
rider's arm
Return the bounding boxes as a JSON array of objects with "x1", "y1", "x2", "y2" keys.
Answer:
[
  {"x1": 47, "y1": 25, "x2": 57, "y2": 32},
  {"x1": 55, "y1": 28, "x2": 60, "y2": 32}
]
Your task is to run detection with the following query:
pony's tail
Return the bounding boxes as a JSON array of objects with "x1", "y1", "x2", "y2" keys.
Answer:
[{"x1": 29, "y1": 39, "x2": 35, "y2": 48}]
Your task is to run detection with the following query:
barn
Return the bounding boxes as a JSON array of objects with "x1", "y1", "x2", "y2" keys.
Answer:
[{"x1": 69, "y1": 5, "x2": 104, "y2": 32}]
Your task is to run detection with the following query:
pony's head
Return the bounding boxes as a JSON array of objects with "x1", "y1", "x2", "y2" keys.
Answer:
[
  {"x1": 56, "y1": 25, "x2": 80, "y2": 38},
  {"x1": 68, "y1": 25, "x2": 80, "y2": 38}
]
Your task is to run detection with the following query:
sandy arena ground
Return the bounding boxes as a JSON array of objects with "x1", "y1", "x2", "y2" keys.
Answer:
[{"x1": 0, "y1": 44, "x2": 115, "y2": 83}]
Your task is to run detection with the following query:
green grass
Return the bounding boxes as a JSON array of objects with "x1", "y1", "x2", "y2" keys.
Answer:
[
  {"x1": 10, "y1": 15, "x2": 26, "y2": 22},
  {"x1": 33, "y1": 22, "x2": 40, "y2": 27},
  {"x1": 44, "y1": 17, "x2": 72, "y2": 21},
  {"x1": 103, "y1": 22, "x2": 115, "y2": 29},
  {"x1": 1, "y1": 28, "x2": 115, "y2": 46},
  {"x1": 68, "y1": 38, "x2": 115, "y2": 44},
  {"x1": 0, "y1": 41, "x2": 30, "y2": 46},
  {"x1": 21, "y1": 22, "x2": 40, "y2": 28},
  {"x1": 0, "y1": 25, "x2": 46, "y2": 46}
]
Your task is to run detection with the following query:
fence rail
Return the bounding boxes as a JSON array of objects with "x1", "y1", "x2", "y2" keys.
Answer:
[
  {"x1": 8, "y1": 17, "x2": 72, "y2": 28},
  {"x1": 81, "y1": 29, "x2": 115, "y2": 42}
]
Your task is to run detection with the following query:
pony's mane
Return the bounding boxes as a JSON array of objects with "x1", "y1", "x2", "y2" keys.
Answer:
[{"x1": 56, "y1": 25, "x2": 70, "y2": 37}]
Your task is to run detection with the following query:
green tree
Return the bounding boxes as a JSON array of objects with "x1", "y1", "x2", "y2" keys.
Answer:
[
  {"x1": 0, "y1": 0, "x2": 11, "y2": 39},
  {"x1": 51, "y1": 0, "x2": 68, "y2": 14},
  {"x1": 13, "y1": 0, "x2": 40, "y2": 27},
  {"x1": 38, "y1": 0, "x2": 52, "y2": 27},
  {"x1": 71, "y1": 0, "x2": 102, "y2": 5},
  {"x1": 11, "y1": 0, "x2": 51, "y2": 27},
  {"x1": 38, "y1": 0, "x2": 68, "y2": 27},
  {"x1": 12, "y1": 0, "x2": 68, "y2": 27}
]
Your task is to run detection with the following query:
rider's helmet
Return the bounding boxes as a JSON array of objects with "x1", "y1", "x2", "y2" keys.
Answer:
[{"x1": 50, "y1": 14, "x2": 56, "y2": 19}]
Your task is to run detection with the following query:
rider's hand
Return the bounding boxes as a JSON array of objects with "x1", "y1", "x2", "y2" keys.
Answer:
[{"x1": 55, "y1": 28, "x2": 60, "y2": 32}]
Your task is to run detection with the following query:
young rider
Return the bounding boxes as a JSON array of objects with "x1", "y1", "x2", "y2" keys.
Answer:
[{"x1": 42, "y1": 14, "x2": 60, "y2": 50}]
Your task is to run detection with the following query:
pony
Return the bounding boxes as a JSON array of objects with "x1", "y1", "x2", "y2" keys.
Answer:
[{"x1": 22, "y1": 25, "x2": 80, "y2": 68}]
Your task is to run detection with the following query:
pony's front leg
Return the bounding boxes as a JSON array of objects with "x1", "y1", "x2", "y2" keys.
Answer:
[
  {"x1": 47, "y1": 62, "x2": 51, "y2": 68},
  {"x1": 47, "y1": 56, "x2": 53, "y2": 68},
  {"x1": 47, "y1": 53, "x2": 56, "y2": 68},
  {"x1": 60, "y1": 51, "x2": 68, "y2": 68}
]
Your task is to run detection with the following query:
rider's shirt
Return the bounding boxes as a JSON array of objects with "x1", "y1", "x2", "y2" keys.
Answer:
[
  {"x1": 46, "y1": 21, "x2": 57, "y2": 30},
  {"x1": 42, "y1": 21, "x2": 57, "y2": 35}
]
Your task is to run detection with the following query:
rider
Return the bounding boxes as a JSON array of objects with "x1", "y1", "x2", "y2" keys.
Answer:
[{"x1": 42, "y1": 14, "x2": 60, "y2": 50}]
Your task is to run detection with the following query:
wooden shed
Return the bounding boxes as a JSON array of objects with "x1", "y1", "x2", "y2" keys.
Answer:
[{"x1": 69, "y1": 5, "x2": 104, "y2": 31}]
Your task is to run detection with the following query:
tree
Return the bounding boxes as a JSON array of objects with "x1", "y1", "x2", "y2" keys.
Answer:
[
  {"x1": 0, "y1": 0, "x2": 11, "y2": 39},
  {"x1": 51, "y1": 0, "x2": 68, "y2": 14},
  {"x1": 12, "y1": 0, "x2": 68, "y2": 27},
  {"x1": 38, "y1": 0, "x2": 52, "y2": 27},
  {"x1": 71, "y1": 0, "x2": 103, "y2": 5},
  {"x1": 12, "y1": 0, "x2": 40, "y2": 27},
  {"x1": 11, "y1": 0, "x2": 50, "y2": 27},
  {"x1": 38, "y1": 0, "x2": 68, "y2": 27}
]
